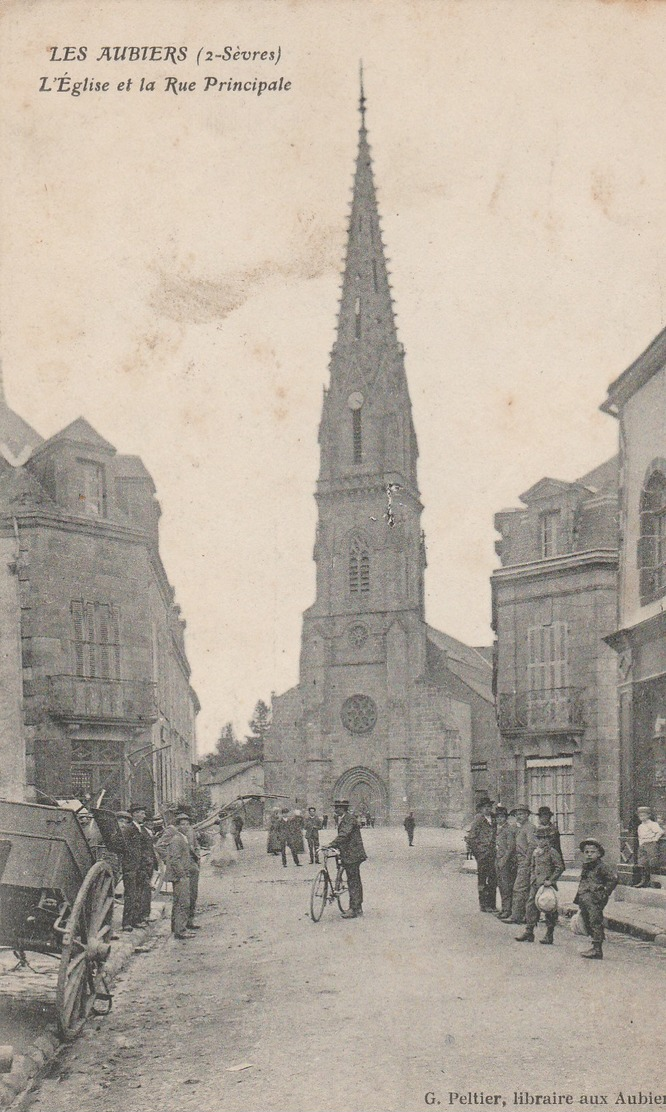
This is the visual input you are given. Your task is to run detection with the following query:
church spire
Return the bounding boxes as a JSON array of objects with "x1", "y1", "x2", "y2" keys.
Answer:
[{"x1": 332, "y1": 68, "x2": 399, "y2": 362}]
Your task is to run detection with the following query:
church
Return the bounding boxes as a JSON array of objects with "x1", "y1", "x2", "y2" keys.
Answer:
[{"x1": 264, "y1": 83, "x2": 497, "y2": 826}]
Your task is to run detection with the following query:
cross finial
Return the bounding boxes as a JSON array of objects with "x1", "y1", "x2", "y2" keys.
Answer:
[{"x1": 359, "y1": 60, "x2": 366, "y2": 125}]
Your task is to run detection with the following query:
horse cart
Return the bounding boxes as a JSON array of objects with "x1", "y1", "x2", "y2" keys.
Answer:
[{"x1": 0, "y1": 800, "x2": 115, "y2": 1040}]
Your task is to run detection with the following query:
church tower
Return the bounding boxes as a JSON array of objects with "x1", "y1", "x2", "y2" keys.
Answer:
[{"x1": 266, "y1": 78, "x2": 493, "y2": 825}]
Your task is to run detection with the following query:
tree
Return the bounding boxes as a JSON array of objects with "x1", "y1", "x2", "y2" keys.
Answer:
[
  {"x1": 244, "y1": 699, "x2": 271, "y2": 762},
  {"x1": 199, "y1": 721, "x2": 245, "y2": 771}
]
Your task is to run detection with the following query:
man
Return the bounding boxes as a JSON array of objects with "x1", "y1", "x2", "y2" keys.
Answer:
[
  {"x1": 129, "y1": 804, "x2": 158, "y2": 926},
  {"x1": 635, "y1": 806, "x2": 664, "y2": 888},
  {"x1": 466, "y1": 797, "x2": 496, "y2": 912},
  {"x1": 326, "y1": 799, "x2": 367, "y2": 918},
  {"x1": 504, "y1": 804, "x2": 537, "y2": 925},
  {"x1": 515, "y1": 826, "x2": 564, "y2": 945},
  {"x1": 278, "y1": 808, "x2": 301, "y2": 867},
  {"x1": 574, "y1": 838, "x2": 618, "y2": 960},
  {"x1": 403, "y1": 811, "x2": 416, "y2": 847},
  {"x1": 304, "y1": 806, "x2": 323, "y2": 864},
  {"x1": 116, "y1": 810, "x2": 143, "y2": 931},
  {"x1": 156, "y1": 811, "x2": 201, "y2": 929},
  {"x1": 536, "y1": 805, "x2": 563, "y2": 860},
  {"x1": 230, "y1": 809, "x2": 244, "y2": 851},
  {"x1": 159, "y1": 813, "x2": 196, "y2": 940},
  {"x1": 495, "y1": 806, "x2": 517, "y2": 920}
]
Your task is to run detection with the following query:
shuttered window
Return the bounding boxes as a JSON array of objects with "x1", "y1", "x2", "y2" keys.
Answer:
[
  {"x1": 527, "y1": 622, "x2": 568, "y2": 691},
  {"x1": 71, "y1": 601, "x2": 121, "y2": 679}
]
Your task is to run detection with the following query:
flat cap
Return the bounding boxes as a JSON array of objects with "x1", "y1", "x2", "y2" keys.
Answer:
[
  {"x1": 116, "y1": 810, "x2": 132, "y2": 821},
  {"x1": 175, "y1": 812, "x2": 190, "y2": 823}
]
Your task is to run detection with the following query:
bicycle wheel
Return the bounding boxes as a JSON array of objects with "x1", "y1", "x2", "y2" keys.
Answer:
[
  {"x1": 335, "y1": 866, "x2": 350, "y2": 914},
  {"x1": 310, "y1": 869, "x2": 328, "y2": 922}
]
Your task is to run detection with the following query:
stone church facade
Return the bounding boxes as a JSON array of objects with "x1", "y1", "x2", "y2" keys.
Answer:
[{"x1": 265, "y1": 88, "x2": 496, "y2": 826}]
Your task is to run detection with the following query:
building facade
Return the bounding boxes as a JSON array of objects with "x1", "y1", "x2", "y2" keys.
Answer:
[
  {"x1": 602, "y1": 326, "x2": 666, "y2": 877},
  {"x1": 265, "y1": 88, "x2": 497, "y2": 826},
  {"x1": 491, "y1": 458, "x2": 620, "y2": 862},
  {"x1": 0, "y1": 403, "x2": 199, "y2": 811},
  {"x1": 199, "y1": 761, "x2": 265, "y2": 825}
]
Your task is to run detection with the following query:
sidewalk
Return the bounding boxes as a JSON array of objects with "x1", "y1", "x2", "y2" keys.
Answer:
[
  {"x1": 0, "y1": 899, "x2": 168, "y2": 1110},
  {"x1": 461, "y1": 857, "x2": 666, "y2": 945}
]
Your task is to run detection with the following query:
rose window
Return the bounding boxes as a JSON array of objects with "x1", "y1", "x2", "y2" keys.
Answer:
[{"x1": 341, "y1": 694, "x2": 377, "y2": 735}]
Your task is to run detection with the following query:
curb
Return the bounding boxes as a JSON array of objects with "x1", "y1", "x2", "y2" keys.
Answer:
[
  {"x1": 461, "y1": 859, "x2": 666, "y2": 947},
  {"x1": 0, "y1": 903, "x2": 168, "y2": 1111}
]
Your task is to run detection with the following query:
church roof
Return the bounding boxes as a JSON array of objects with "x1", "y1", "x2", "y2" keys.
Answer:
[
  {"x1": 426, "y1": 626, "x2": 494, "y2": 705},
  {"x1": 199, "y1": 761, "x2": 261, "y2": 786}
]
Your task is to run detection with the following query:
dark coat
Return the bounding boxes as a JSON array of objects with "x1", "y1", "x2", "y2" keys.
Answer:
[
  {"x1": 139, "y1": 826, "x2": 158, "y2": 877},
  {"x1": 329, "y1": 812, "x2": 367, "y2": 867},
  {"x1": 495, "y1": 823, "x2": 517, "y2": 872},
  {"x1": 119, "y1": 823, "x2": 143, "y2": 873},
  {"x1": 574, "y1": 859, "x2": 618, "y2": 907},
  {"x1": 304, "y1": 813, "x2": 322, "y2": 839},
  {"x1": 529, "y1": 843, "x2": 564, "y2": 888},
  {"x1": 404, "y1": 815, "x2": 416, "y2": 833},
  {"x1": 286, "y1": 815, "x2": 305, "y2": 854},
  {"x1": 467, "y1": 814, "x2": 495, "y2": 860}
]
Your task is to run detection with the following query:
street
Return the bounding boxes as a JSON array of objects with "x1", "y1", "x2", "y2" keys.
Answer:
[{"x1": 22, "y1": 828, "x2": 666, "y2": 1112}]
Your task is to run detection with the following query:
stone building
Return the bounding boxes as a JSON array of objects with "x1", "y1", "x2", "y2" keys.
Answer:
[
  {"x1": 0, "y1": 390, "x2": 199, "y2": 811},
  {"x1": 265, "y1": 88, "x2": 497, "y2": 826},
  {"x1": 491, "y1": 458, "x2": 620, "y2": 862},
  {"x1": 602, "y1": 326, "x2": 666, "y2": 877}
]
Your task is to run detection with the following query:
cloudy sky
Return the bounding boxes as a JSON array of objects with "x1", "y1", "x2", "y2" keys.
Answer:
[{"x1": 1, "y1": 0, "x2": 665, "y2": 753}]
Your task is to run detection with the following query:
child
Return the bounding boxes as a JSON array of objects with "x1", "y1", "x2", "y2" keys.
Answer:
[
  {"x1": 635, "y1": 806, "x2": 664, "y2": 888},
  {"x1": 573, "y1": 838, "x2": 618, "y2": 960},
  {"x1": 515, "y1": 826, "x2": 564, "y2": 945}
]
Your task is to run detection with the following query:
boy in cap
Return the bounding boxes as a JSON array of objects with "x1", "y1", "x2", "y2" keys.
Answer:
[
  {"x1": 516, "y1": 826, "x2": 564, "y2": 944},
  {"x1": 573, "y1": 838, "x2": 618, "y2": 959},
  {"x1": 635, "y1": 806, "x2": 664, "y2": 888}
]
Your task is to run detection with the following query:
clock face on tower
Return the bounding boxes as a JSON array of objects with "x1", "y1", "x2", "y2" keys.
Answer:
[
  {"x1": 348, "y1": 623, "x2": 369, "y2": 648},
  {"x1": 341, "y1": 694, "x2": 377, "y2": 735},
  {"x1": 347, "y1": 391, "x2": 364, "y2": 410}
]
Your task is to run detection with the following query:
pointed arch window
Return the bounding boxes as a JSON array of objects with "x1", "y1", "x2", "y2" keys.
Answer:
[
  {"x1": 354, "y1": 296, "x2": 361, "y2": 339},
  {"x1": 352, "y1": 409, "x2": 362, "y2": 463},
  {"x1": 349, "y1": 537, "x2": 370, "y2": 596},
  {"x1": 639, "y1": 468, "x2": 666, "y2": 604}
]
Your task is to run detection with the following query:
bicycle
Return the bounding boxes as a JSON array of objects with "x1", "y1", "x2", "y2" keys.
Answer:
[{"x1": 309, "y1": 847, "x2": 350, "y2": 921}]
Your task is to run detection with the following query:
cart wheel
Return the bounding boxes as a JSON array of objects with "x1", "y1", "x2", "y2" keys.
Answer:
[
  {"x1": 335, "y1": 866, "x2": 350, "y2": 914},
  {"x1": 310, "y1": 869, "x2": 328, "y2": 922},
  {"x1": 56, "y1": 860, "x2": 115, "y2": 1040}
]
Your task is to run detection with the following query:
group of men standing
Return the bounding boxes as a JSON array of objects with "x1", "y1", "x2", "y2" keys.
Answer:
[
  {"x1": 466, "y1": 795, "x2": 619, "y2": 959},
  {"x1": 115, "y1": 806, "x2": 202, "y2": 941}
]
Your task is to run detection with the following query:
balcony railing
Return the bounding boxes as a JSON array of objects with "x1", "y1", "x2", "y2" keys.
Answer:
[
  {"x1": 48, "y1": 675, "x2": 158, "y2": 725},
  {"x1": 498, "y1": 687, "x2": 585, "y2": 734}
]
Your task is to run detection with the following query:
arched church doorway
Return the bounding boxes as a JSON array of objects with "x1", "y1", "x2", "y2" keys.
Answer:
[{"x1": 332, "y1": 767, "x2": 388, "y2": 826}]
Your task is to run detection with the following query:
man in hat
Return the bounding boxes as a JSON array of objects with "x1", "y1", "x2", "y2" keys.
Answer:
[
  {"x1": 115, "y1": 810, "x2": 143, "y2": 931},
  {"x1": 129, "y1": 805, "x2": 158, "y2": 926},
  {"x1": 466, "y1": 797, "x2": 497, "y2": 912},
  {"x1": 504, "y1": 804, "x2": 537, "y2": 924},
  {"x1": 573, "y1": 839, "x2": 618, "y2": 959},
  {"x1": 536, "y1": 805, "x2": 563, "y2": 861},
  {"x1": 304, "y1": 806, "x2": 323, "y2": 864},
  {"x1": 515, "y1": 826, "x2": 564, "y2": 944},
  {"x1": 495, "y1": 806, "x2": 517, "y2": 920},
  {"x1": 161, "y1": 814, "x2": 196, "y2": 940},
  {"x1": 326, "y1": 799, "x2": 367, "y2": 918}
]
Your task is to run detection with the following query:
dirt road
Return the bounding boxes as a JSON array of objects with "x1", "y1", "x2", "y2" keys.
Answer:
[{"x1": 23, "y1": 827, "x2": 666, "y2": 1112}]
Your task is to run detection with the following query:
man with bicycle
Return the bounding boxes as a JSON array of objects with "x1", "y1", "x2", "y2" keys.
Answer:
[{"x1": 326, "y1": 799, "x2": 367, "y2": 918}]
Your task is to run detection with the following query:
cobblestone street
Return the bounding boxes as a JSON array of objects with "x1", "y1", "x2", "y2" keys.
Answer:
[{"x1": 20, "y1": 829, "x2": 666, "y2": 1112}]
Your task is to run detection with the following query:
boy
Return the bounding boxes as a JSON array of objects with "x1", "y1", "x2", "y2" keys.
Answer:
[
  {"x1": 573, "y1": 838, "x2": 618, "y2": 960},
  {"x1": 515, "y1": 826, "x2": 564, "y2": 945},
  {"x1": 635, "y1": 806, "x2": 663, "y2": 889}
]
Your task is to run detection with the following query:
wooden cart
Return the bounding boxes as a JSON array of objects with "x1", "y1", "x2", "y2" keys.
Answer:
[{"x1": 0, "y1": 800, "x2": 115, "y2": 1040}]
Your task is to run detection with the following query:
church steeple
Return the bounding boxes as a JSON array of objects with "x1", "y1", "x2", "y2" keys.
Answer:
[{"x1": 318, "y1": 73, "x2": 419, "y2": 494}]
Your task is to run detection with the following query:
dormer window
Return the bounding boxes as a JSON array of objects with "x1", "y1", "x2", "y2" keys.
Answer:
[
  {"x1": 540, "y1": 511, "x2": 559, "y2": 558},
  {"x1": 79, "y1": 460, "x2": 106, "y2": 518}
]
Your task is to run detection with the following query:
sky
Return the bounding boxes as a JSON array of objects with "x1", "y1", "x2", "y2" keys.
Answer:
[{"x1": 1, "y1": 0, "x2": 665, "y2": 754}]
